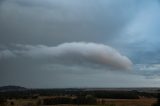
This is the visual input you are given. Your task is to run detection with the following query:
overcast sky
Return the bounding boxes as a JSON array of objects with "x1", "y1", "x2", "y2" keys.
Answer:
[{"x1": 1, "y1": 0, "x2": 160, "y2": 88}]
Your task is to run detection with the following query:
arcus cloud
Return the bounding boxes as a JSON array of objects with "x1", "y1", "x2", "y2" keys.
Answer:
[{"x1": 0, "y1": 42, "x2": 133, "y2": 70}]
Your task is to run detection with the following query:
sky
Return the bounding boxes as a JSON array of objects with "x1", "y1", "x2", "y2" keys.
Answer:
[{"x1": 0, "y1": 0, "x2": 160, "y2": 88}]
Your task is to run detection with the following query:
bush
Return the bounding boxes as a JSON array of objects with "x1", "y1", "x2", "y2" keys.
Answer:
[{"x1": 152, "y1": 91, "x2": 160, "y2": 106}]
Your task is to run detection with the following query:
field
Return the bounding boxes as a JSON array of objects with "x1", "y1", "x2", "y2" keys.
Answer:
[
  {"x1": 0, "y1": 87, "x2": 159, "y2": 106},
  {"x1": 97, "y1": 98, "x2": 157, "y2": 106},
  {"x1": 1, "y1": 97, "x2": 157, "y2": 106}
]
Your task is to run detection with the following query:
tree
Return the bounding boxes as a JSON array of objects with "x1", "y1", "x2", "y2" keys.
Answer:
[
  {"x1": 152, "y1": 90, "x2": 160, "y2": 106},
  {"x1": 85, "y1": 95, "x2": 97, "y2": 104},
  {"x1": 0, "y1": 98, "x2": 6, "y2": 106}
]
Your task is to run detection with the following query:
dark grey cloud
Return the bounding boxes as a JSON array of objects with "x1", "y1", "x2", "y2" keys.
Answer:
[{"x1": 0, "y1": 0, "x2": 143, "y2": 45}]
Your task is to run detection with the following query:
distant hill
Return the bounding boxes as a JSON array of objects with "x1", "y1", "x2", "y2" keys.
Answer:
[{"x1": 0, "y1": 85, "x2": 27, "y2": 92}]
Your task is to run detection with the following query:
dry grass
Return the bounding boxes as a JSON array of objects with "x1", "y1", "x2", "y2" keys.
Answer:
[
  {"x1": 3, "y1": 97, "x2": 157, "y2": 106},
  {"x1": 97, "y1": 98, "x2": 157, "y2": 106},
  {"x1": 6, "y1": 99, "x2": 38, "y2": 106}
]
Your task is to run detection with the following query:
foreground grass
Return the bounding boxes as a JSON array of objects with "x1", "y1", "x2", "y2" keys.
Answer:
[{"x1": 3, "y1": 98, "x2": 157, "y2": 106}]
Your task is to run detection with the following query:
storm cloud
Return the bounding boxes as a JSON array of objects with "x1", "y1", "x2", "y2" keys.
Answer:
[
  {"x1": 1, "y1": 0, "x2": 160, "y2": 87},
  {"x1": 0, "y1": 0, "x2": 143, "y2": 45}
]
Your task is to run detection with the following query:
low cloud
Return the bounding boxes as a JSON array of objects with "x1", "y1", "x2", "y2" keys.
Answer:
[
  {"x1": 0, "y1": 42, "x2": 132, "y2": 70},
  {"x1": 134, "y1": 64, "x2": 160, "y2": 78},
  {"x1": 0, "y1": 49, "x2": 16, "y2": 59}
]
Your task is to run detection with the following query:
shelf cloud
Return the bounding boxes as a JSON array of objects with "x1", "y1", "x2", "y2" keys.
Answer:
[{"x1": 0, "y1": 42, "x2": 132, "y2": 70}]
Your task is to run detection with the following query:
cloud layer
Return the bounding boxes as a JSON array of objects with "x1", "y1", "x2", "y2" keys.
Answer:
[
  {"x1": 0, "y1": 0, "x2": 144, "y2": 45},
  {"x1": 0, "y1": 42, "x2": 132, "y2": 70},
  {"x1": 0, "y1": 0, "x2": 160, "y2": 87}
]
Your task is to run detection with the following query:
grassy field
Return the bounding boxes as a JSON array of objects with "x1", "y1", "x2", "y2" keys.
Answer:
[
  {"x1": 6, "y1": 99, "x2": 38, "y2": 106},
  {"x1": 97, "y1": 98, "x2": 157, "y2": 106},
  {"x1": 3, "y1": 97, "x2": 157, "y2": 106}
]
